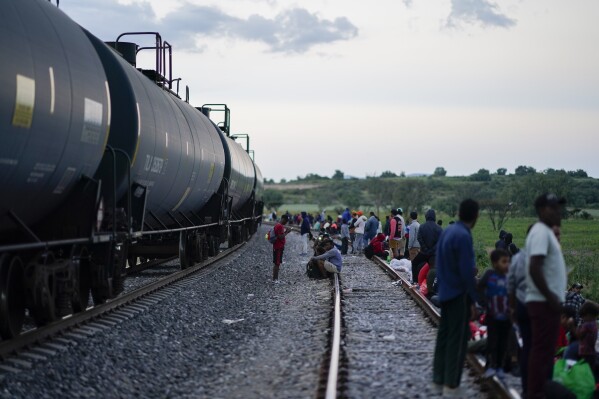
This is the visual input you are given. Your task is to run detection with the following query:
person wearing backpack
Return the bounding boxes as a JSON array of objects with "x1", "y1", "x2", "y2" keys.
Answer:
[
  {"x1": 389, "y1": 208, "x2": 405, "y2": 259},
  {"x1": 271, "y1": 214, "x2": 291, "y2": 283}
]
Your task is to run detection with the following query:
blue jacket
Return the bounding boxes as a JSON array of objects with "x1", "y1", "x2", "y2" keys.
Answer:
[
  {"x1": 364, "y1": 216, "x2": 378, "y2": 238},
  {"x1": 342, "y1": 208, "x2": 351, "y2": 222},
  {"x1": 300, "y1": 212, "x2": 311, "y2": 235},
  {"x1": 436, "y1": 221, "x2": 478, "y2": 303}
]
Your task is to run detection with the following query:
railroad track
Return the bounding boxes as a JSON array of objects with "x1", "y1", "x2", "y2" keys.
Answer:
[
  {"x1": 0, "y1": 239, "x2": 251, "y2": 372},
  {"x1": 319, "y1": 254, "x2": 522, "y2": 399}
]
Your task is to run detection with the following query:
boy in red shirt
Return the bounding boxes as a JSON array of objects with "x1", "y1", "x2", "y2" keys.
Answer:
[{"x1": 272, "y1": 214, "x2": 291, "y2": 283}]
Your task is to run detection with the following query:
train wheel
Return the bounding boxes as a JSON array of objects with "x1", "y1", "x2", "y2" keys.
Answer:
[
  {"x1": 0, "y1": 254, "x2": 26, "y2": 339},
  {"x1": 72, "y1": 248, "x2": 91, "y2": 313},
  {"x1": 127, "y1": 255, "x2": 138, "y2": 268}
]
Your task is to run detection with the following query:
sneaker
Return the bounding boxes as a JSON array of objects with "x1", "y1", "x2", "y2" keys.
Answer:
[
  {"x1": 482, "y1": 368, "x2": 496, "y2": 379},
  {"x1": 442, "y1": 385, "x2": 468, "y2": 398},
  {"x1": 272, "y1": 279, "x2": 281, "y2": 284},
  {"x1": 430, "y1": 382, "x2": 443, "y2": 394}
]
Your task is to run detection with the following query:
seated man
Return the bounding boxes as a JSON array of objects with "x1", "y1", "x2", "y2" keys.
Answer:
[{"x1": 311, "y1": 239, "x2": 343, "y2": 276}]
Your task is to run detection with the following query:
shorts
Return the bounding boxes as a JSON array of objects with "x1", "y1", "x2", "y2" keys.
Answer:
[
  {"x1": 323, "y1": 260, "x2": 340, "y2": 274},
  {"x1": 273, "y1": 248, "x2": 284, "y2": 266},
  {"x1": 389, "y1": 239, "x2": 404, "y2": 250}
]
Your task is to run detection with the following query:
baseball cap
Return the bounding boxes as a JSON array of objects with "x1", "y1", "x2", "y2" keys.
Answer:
[
  {"x1": 357, "y1": 211, "x2": 363, "y2": 216},
  {"x1": 534, "y1": 193, "x2": 566, "y2": 209},
  {"x1": 571, "y1": 283, "x2": 584, "y2": 290}
]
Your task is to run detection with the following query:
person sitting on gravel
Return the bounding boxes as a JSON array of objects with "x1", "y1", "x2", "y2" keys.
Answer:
[
  {"x1": 311, "y1": 239, "x2": 343, "y2": 276},
  {"x1": 364, "y1": 233, "x2": 387, "y2": 260}
]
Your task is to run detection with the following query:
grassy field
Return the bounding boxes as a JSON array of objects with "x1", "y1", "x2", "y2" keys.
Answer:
[{"x1": 436, "y1": 213, "x2": 599, "y2": 301}]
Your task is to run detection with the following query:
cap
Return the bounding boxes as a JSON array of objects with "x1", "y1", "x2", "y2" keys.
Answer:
[
  {"x1": 534, "y1": 193, "x2": 567, "y2": 209},
  {"x1": 357, "y1": 211, "x2": 363, "y2": 216},
  {"x1": 397, "y1": 208, "x2": 403, "y2": 215},
  {"x1": 571, "y1": 283, "x2": 584, "y2": 290}
]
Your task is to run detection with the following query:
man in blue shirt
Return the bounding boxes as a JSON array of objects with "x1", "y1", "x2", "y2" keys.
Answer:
[
  {"x1": 312, "y1": 239, "x2": 343, "y2": 275},
  {"x1": 432, "y1": 199, "x2": 479, "y2": 397}
]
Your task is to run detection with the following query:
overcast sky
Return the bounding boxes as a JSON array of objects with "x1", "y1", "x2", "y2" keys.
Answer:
[{"x1": 61, "y1": 0, "x2": 599, "y2": 179}]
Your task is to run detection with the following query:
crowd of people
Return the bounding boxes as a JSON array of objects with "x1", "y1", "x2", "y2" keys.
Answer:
[{"x1": 267, "y1": 193, "x2": 597, "y2": 399}]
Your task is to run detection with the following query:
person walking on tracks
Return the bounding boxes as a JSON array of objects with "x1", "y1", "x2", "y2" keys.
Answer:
[
  {"x1": 432, "y1": 199, "x2": 479, "y2": 397},
  {"x1": 300, "y1": 211, "x2": 311, "y2": 256},
  {"x1": 388, "y1": 209, "x2": 405, "y2": 259},
  {"x1": 525, "y1": 193, "x2": 567, "y2": 399},
  {"x1": 272, "y1": 214, "x2": 291, "y2": 283}
]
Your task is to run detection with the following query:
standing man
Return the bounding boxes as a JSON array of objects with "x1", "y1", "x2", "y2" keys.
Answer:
[
  {"x1": 353, "y1": 211, "x2": 367, "y2": 254},
  {"x1": 300, "y1": 211, "x2": 311, "y2": 256},
  {"x1": 340, "y1": 218, "x2": 350, "y2": 255},
  {"x1": 413, "y1": 209, "x2": 443, "y2": 283},
  {"x1": 432, "y1": 199, "x2": 479, "y2": 397},
  {"x1": 272, "y1": 214, "x2": 291, "y2": 283},
  {"x1": 525, "y1": 193, "x2": 567, "y2": 399},
  {"x1": 364, "y1": 212, "x2": 378, "y2": 245},
  {"x1": 388, "y1": 209, "x2": 405, "y2": 259},
  {"x1": 408, "y1": 211, "x2": 421, "y2": 261}
]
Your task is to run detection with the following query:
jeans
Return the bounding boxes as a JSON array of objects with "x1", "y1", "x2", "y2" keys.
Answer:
[
  {"x1": 527, "y1": 301, "x2": 560, "y2": 399},
  {"x1": 300, "y1": 233, "x2": 309, "y2": 254},
  {"x1": 516, "y1": 300, "x2": 531, "y2": 396},
  {"x1": 354, "y1": 233, "x2": 364, "y2": 253},
  {"x1": 486, "y1": 318, "x2": 511, "y2": 369},
  {"x1": 433, "y1": 294, "x2": 471, "y2": 388}
]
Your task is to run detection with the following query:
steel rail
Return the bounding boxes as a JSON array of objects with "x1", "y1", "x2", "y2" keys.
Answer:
[
  {"x1": 0, "y1": 239, "x2": 250, "y2": 360},
  {"x1": 325, "y1": 273, "x2": 342, "y2": 399},
  {"x1": 371, "y1": 256, "x2": 521, "y2": 399}
]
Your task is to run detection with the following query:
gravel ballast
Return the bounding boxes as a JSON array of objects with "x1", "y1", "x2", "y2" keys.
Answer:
[
  {"x1": 1, "y1": 227, "x2": 331, "y2": 398},
  {"x1": 340, "y1": 255, "x2": 487, "y2": 398}
]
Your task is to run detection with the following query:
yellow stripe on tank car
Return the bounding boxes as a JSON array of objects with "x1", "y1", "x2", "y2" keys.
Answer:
[
  {"x1": 12, "y1": 74, "x2": 35, "y2": 128},
  {"x1": 172, "y1": 186, "x2": 191, "y2": 212}
]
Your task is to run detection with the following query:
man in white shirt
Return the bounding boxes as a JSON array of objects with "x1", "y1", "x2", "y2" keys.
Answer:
[{"x1": 525, "y1": 193, "x2": 567, "y2": 399}]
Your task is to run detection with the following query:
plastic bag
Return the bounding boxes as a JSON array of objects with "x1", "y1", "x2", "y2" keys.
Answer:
[{"x1": 552, "y1": 358, "x2": 595, "y2": 399}]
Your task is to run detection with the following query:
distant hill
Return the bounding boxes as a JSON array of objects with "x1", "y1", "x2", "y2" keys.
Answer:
[{"x1": 263, "y1": 169, "x2": 599, "y2": 220}]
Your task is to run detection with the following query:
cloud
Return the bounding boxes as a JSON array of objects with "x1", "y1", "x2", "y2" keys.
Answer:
[
  {"x1": 446, "y1": 0, "x2": 516, "y2": 28},
  {"x1": 62, "y1": 1, "x2": 358, "y2": 53}
]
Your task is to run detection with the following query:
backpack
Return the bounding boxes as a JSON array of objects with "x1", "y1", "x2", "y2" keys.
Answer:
[
  {"x1": 266, "y1": 228, "x2": 277, "y2": 244},
  {"x1": 394, "y1": 216, "x2": 403, "y2": 238},
  {"x1": 306, "y1": 260, "x2": 327, "y2": 279}
]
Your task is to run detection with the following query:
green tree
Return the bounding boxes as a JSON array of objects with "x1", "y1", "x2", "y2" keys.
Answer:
[
  {"x1": 366, "y1": 178, "x2": 394, "y2": 216},
  {"x1": 263, "y1": 189, "x2": 284, "y2": 211},
  {"x1": 393, "y1": 179, "x2": 430, "y2": 213},
  {"x1": 332, "y1": 170, "x2": 344, "y2": 180},
  {"x1": 568, "y1": 169, "x2": 588, "y2": 178},
  {"x1": 508, "y1": 173, "x2": 574, "y2": 215},
  {"x1": 433, "y1": 167, "x2": 447, "y2": 177},
  {"x1": 470, "y1": 169, "x2": 491, "y2": 182},
  {"x1": 515, "y1": 165, "x2": 537, "y2": 176},
  {"x1": 479, "y1": 199, "x2": 515, "y2": 231},
  {"x1": 380, "y1": 170, "x2": 397, "y2": 178},
  {"x1": 496, "y1": 168, "x2": 507, "y2": 176}
]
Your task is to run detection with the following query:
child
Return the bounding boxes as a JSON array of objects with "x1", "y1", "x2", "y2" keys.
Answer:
[
  {"x1": 477, "y1": 249, "x2": 511, "y2": 379},
  {"x1": 576, "y1": 301, "x2": 599, "y2": 368}
]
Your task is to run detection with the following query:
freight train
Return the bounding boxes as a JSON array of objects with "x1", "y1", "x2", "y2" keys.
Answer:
[{"x1": 0, "y1": 0, "x2": 264, "y2": 339}]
